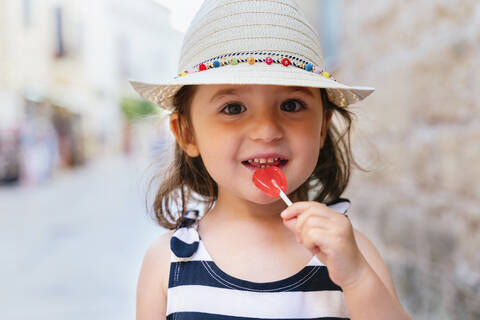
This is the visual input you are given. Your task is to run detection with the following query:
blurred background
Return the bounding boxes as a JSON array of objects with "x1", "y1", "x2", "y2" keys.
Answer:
[{"x1": 0, "y1": 0, "x2": 478, "y2": 319}]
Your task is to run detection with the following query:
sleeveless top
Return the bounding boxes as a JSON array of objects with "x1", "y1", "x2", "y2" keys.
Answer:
[{"x1": 166, "y1": 199, "x2": 352, "y2": 320}]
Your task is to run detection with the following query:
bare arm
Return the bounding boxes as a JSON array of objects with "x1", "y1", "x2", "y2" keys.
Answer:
[
  {"x1": 343, "y1": 229, "x2": 411, "y2": 320},
  {"x1": 136, "y1": 231, "x2": 174, "y2": 320}
]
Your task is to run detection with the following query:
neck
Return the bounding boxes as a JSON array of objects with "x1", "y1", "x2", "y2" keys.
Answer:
[{"x1": 204, "y1": 187, "x2": 288, "y2": 231}]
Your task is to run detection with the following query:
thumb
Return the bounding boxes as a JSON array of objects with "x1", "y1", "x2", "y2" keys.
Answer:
[
  {"x1": 282, "y1": 216, "x2": 297, "y2": 234},
  {"x1": 280, "y1": 201, "x2": 312, "y2": 220}
]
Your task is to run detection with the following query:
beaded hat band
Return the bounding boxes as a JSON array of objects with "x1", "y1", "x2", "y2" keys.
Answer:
[
  {"x1": 176, "y1": 50, "x2": 334, "y2": 80},
  {"x1": 130, "y1": 0, "x2": 375, "y2": 109}
]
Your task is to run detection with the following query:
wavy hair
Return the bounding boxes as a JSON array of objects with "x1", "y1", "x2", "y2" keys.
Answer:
[{"x1": 150, "y1": 85, "x2": 368, "y2": 229}]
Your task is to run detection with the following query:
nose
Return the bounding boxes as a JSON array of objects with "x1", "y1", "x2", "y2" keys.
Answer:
[{"x1": 247, "y1": 110, "x2": 283, "y2": 143}]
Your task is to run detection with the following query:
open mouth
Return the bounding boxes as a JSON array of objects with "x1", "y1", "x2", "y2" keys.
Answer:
[{"x1": 241, "y1": 157, "x2": 288, "y2": 169}]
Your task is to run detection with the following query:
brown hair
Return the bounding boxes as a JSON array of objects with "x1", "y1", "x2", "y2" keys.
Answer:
[{"x1": 150, "y1": 85, "x2": 367, "y2": 229}]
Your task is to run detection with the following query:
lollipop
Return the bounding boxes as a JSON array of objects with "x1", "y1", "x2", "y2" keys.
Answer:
[{"x1": 252, "y1": 166, "x2": 292, "y2": 206}]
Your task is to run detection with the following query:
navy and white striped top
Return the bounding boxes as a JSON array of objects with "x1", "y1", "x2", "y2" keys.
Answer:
[{"x1": 167, "y1": 199, "x2": 351, "y2": 320}]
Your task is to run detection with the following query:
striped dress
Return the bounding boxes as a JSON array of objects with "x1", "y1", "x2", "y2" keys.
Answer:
[{"x1": 167, "y1": 199, "x2": 351, "y2": 320}]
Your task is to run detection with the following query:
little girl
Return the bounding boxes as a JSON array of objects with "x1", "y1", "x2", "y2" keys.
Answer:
[{"x1": 132, "y1": 0, "x2": 411, "y2": 319}]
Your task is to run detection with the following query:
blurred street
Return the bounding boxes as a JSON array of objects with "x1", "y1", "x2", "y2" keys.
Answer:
[
  {"x1": 1, "y1": 0, "x2": 479, "y2": 318},
  {"x1": 0, "y1": 154, "x2": 166, "y2": 320}
]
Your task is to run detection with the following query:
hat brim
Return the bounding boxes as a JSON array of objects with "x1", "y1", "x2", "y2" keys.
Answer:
[{"x1": 129, "y1": 62, "x2": 374, "y2": 110}]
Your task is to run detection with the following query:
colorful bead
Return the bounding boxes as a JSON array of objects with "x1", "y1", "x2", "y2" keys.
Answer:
[{"x1": 179, "y1": 51, "x2": 339, "y2": 83}]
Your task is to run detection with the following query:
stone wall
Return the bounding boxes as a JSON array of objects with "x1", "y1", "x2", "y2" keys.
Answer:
[{"x1": 334, "y1": 0, "x2": 480, "y2": 318}]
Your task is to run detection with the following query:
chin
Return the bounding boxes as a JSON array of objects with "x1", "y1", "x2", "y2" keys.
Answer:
[{"x1": 246, "y1": 192, "x2": 284, "y2": 206}]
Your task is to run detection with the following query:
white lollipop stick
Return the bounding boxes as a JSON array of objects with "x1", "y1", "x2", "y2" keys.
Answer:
[
  {"x1": 272, "y1": 180, "x2": 292, "y2": 206},
  {"x1": 279, "y1": 189, "x2": 293, "y2": 206}
]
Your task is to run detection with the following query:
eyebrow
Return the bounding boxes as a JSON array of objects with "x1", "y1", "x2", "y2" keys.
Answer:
[
  {"x1": 288, "y1": 86, "x2": 315, "y2": 98},
  {"x1": 209, "y1": 88, "x2": 241, "y2": 103},
  {"x1": 209, "y1": 86, "x2": 315, "y2": 103}
]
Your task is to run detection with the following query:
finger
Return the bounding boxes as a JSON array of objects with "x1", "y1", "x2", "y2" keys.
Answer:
[
  {"x1": 280, "y1": 201, "x2": 311, "y2": 220},
  {"x1": 282, "y1": 216, "x2": 297, "y2": 234},
  {"x1": 282, "y1": 214, "x2": 329, "y2": 243},
  {"x1": 295, "y1": 211, "x2": 331, "y2": 237},
  {"x1": 282, "y1": 207, "x2": 320, "y2": 235},
  {"x1": 301, "y1": 227, "x2": 329, "y2": 253},
  {"x1": 280, "y1": 201, "x2": 332, "y2": 220},
  {"x1": 306, "y1": 234, "x2": 328, "y2": 266}
]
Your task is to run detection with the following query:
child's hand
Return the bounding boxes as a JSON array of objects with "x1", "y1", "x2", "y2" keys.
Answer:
[{"x1": 280, "y1": 201, "x2": 369, "y2": 289}]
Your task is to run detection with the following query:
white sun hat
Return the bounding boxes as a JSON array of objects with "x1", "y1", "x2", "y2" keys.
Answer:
[{"x1": 129, "y1": 0, "x2": 375, "y2": 109}]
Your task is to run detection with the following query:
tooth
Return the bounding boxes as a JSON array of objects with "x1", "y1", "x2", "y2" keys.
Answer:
[
  {"x1": 267, "y1": 158, "x2": 274, "y2": 163},
  {"x1": 254, "y1": 159, "x2": 260, "y2": 163},
  {"x1": 260, "y1": 159, "x2": 266, "y2": 163},
  {"x1": 261, "y1": 165, "x2": 266, "y2": 168},
  {"x1": 274, "y1": 158, "x2": 279, "y2": 161},
  {"x1": 248, "y1": 159, "x2": 253, "y2": 163}
]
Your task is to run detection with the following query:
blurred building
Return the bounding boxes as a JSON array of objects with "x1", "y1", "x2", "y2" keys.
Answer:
[
  {"x1": 0, "y1": 0, "x2": 182, "y2": 185},
  {"x1": 295, "y1": 1, "x2": 480, "y2": 319},
  {"x1": 335, "y1": 1, "x2": 480, "y2": 319},
  {"x1": 296, "y1": 0, "x2": 340, "y2": 70}
]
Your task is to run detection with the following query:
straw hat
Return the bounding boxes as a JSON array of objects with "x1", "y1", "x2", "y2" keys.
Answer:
[{"x1": 129, "y1": 0, "x2": 374, "y2": 109}]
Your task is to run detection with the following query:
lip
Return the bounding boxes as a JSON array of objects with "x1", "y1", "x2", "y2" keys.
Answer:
[{"x1": 241, "y1": 153, "x2": 289, "y2": 171}]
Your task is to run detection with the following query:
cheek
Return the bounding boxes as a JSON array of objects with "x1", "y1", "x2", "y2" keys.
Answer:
[
  {"x1": 193, "y1": 124, "x2": 239, "y2": 176},
  {"x1": 294, "y1": 123, "x2": 323, "y2": 169},
  {"x1": 296, "y1": 119, "x2": 322, "y2": 148},
  {"x1": 304, "y1": 137, "x2": 321, "y2": 170}
]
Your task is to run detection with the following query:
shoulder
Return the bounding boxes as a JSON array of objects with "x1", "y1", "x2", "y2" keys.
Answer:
[
  {"x1": 136, "y1": 230, "x2": 175, "y2": 320},
  {"x1": 142, "y1": 230, "x2": 175, "y2": 280},
  {"x1": 353, "y1": 228, "x2": 401, "y2": 301}
]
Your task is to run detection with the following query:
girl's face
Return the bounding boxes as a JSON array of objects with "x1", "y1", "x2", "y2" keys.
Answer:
[{"x1": 173, "y1": 84, "x2": 331, "y2": 205}]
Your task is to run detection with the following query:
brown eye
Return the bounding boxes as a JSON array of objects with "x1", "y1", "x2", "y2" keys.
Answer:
[
  {"x1": 221, "y1": 103, "x2": 246, "y2": 115},
  {"x1": 281, "y1": 99, "x2": 306, "y2": 112}
]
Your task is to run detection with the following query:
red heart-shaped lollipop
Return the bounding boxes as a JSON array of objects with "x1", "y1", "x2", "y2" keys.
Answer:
[{"x1": 252, "y1": 166, "x2": 288, "y2": 198}]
